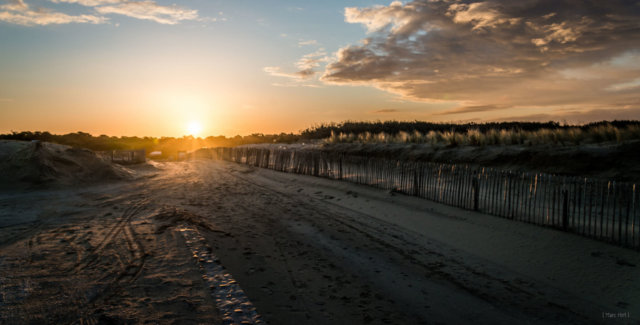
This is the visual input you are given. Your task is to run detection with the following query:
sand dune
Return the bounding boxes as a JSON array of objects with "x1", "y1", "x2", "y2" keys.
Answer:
[{"x1": 0, "y1": 140, "x2": 133, "y2": 189}]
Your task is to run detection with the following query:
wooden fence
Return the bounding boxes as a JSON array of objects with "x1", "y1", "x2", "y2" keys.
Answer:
[
  {"x1": 97, "y1": 149, "x2": 146, "y2": 164},
  {"x1": 211, "y1": 147, "x2": 639, "y2": 250}
]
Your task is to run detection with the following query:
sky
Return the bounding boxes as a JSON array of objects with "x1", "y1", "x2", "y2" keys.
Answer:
[{"x1": 1, "y1": 0, "x2": 639, "y2": 137}]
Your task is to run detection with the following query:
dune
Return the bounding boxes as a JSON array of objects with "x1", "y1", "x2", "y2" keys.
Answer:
[{"x1": 0, "y1": 140, "x2": 133, "y2": 189}]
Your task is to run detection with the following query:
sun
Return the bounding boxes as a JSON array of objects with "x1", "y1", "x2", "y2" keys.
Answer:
[{"x1": 186, "y1": 121, "x2": 203, "y2": 136}]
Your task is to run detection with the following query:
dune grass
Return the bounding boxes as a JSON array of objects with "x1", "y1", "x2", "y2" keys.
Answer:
[{"x1": 325, "y1": 124, "x2": 640, "y2": 147}]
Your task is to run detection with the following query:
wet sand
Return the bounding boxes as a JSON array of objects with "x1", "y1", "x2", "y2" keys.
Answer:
[{"x1": 1, "y1": 159, "x2": 638, "y2": 324}]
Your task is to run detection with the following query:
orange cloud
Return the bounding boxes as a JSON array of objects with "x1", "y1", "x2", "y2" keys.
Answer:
[
  {"x1": 95, "y1": 1, "x2": 198, "y2": 25},
  {"x1": 0, "y1": 0, "x2": 106, "y2": 25},
  {"x1": 1, "y1": 0, "x2": 201, "y2": 26}
]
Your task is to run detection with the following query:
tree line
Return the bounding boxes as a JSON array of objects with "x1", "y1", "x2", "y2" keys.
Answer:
[
  {"x1": 2, "y1": 120, "x2": 639, "y2": 156},
  {"x1": 0, "y1": 131, "x2": 299, "y2": 158}
]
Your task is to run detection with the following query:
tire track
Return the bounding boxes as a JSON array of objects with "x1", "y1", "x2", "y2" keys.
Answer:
[
  {"x1": 0, "y1": 221, "x2": 44, "y2": 248},
  {"x1": 72, "y1": 199, "x2": 149, "y2": 273},
  {"x1": 118, "y1": 221, "x2": 147, "y2": 283},
  {"x1": 61, "y1": 199, "x2": 151, "y2": 320}
]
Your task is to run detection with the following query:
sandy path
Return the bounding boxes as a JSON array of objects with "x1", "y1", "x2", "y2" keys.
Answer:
[
  {"x1": 1, "y1": 159, "x2": 638, "y2": 324},
  {"x1": 0, "y1": 171, "x2": 220, "y2": 323}
]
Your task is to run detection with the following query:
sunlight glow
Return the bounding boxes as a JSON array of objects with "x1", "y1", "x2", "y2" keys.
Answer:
[{"x1": 186, "y1": 121, "x2": 203, "y2": 136}]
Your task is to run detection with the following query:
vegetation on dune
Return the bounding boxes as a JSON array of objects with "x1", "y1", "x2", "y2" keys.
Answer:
[
  {"x1": 323, "y1": 122, "x2": 640, "y2": 146},
  {"x1": 301, "y1": 121, "x2": 568, "y2": 139}
]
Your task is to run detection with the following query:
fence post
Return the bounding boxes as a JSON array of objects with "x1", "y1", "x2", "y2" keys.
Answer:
[
  {"x1": 413, "y1": 164, "x2": 420, "y2": 196},
  {"x1": 625, "y1": 190, "x2": 630, "y2": 247},
  {"x1": 473, "y1": 173, "x2": 479, "y2": 211},
  {"x1": 562, "y1": 189, "x2": 569, "y2": 231}
]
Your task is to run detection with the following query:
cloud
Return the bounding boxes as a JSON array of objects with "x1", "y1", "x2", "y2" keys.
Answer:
[
  {"x1": 447, "y1": 2, "x2": 520, "y2": 31},
  {"x1": 94, "y1": 1, "x2": 198, "y2": 25},
  {"x1": 492, "y1": 107, "x2": 640, "y2": 124},
  {"x1": 344, "y1": 0, "x2": 411, "y2": 34},
  {"x1": 372, "y1": 108, "x2": 399, "y2": 113},
  {"x1": 323, "y1": 0, "x2": 640, "y2": 113},
  {"x1": 295, "y1": 49, "x2": 328, "y2": 72},
  {"x1": 263, "y1": 66, "x2": 315, "y2": 80},
  {"x1": 50, "y1": 0, "x2": 120, "y2": 5},
  {"x1": 270, "y1": 82, "x2": 321, "y2": 88},
  {"x1": 0, "y1": 0, "x2": 106, "y2": 25},
  {"x1": 437, "y1": 104, "x2": 510, "y2": 115},
  {"x1": 1, "y1": 0, "x2": 201, "y2": 26},
  {"x1": 606, "y1": 78, "x2": 640, "y2": 92},
  {"x1": 298, "y1": 39, "x2": 317, "y2": 46},
  {"x1": 0, "y1": 0, "x2": 27, "y2": 11},
  {"x1": 264, "y1": 49, "x2": 330, "y2": 83}
]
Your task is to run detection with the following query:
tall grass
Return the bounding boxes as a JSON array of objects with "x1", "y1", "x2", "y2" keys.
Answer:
[{"x1": 325, "y1": 124, "x2": 640, "y2": 147}]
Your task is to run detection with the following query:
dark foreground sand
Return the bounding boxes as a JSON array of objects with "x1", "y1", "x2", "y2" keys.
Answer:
[{"x1": 1, "y1": 159, "x2": 639, "y2": 324}]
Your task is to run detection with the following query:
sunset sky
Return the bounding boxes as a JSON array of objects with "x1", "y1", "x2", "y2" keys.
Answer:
[{"x1": 1, "y1": 0, "x2": 639, "y2": 137}]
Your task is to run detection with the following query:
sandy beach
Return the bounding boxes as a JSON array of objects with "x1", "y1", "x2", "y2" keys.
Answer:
[
  {"x1": 1, "y1": 158, "x2": 638, "y2": 324},
  {"x1": 4, "y1": 0, "x2": 640, "y2": 322}
]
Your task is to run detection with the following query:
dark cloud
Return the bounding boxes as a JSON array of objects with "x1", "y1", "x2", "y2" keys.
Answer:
[
  {"x1": 322, "y1": 0, "x2": 640, "y2": 111},
  {"x1": 492, "y1": 107, "x2": 640, "y2": 123},
  {"x1": 372, "y1": 108, "x2": 399, "y2": 113},
  {"x1": 436, "y1": 104, "x2": 510, "y2": 115}
]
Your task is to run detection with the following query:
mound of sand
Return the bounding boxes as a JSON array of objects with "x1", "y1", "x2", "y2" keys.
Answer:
[{"x1": 0, "y1": 140, "x2": 134, "y2": 189}]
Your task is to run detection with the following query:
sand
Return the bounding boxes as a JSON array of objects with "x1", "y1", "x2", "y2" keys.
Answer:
[
  {"x1": 0, "y1": 140, "x2": 133, "y2": 189},
  {"x1": 1, "y1": 158, "x2": 638, "y2": 324}
]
